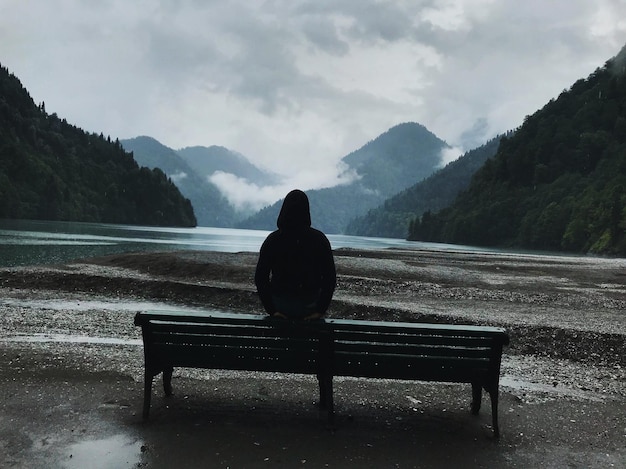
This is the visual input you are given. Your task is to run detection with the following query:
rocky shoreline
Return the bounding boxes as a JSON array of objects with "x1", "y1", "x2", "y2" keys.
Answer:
[
  {"x1": 1, "y1": 247, "x2": 625, "y2": 467},
  {"x1": 2, "y1": 248, "x2": 625, "y2": 363}
]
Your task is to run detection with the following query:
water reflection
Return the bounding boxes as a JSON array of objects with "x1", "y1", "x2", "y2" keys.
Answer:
[
  {"x1": 0, "y1": 297, "x2": 215, "y2": 313},
  {"x1": 0, "y1": 219, "x2": 443, "y2": 267},
  {"x1": 3, "y1": 333, "x2": 142, "y2": 346},
  {"x1": 62, "y1": 434, "x2": 143, "y2": 469},
  {"x1": 0, "y1": 219, "x2": 271, "y2": 266},
  {"x1": 499, "y1": 376, "x2": 605, "y2": 402}
]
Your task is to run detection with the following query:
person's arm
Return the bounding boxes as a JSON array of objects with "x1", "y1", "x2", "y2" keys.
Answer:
[
  {"x1": 314, "y1": 235, "x2": 336, "y2": 317},
  {"x1": 255, "y1": 238, "x2": 276, "y2": 315}
]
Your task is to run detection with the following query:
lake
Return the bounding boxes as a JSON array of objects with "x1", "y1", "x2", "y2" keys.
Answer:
[{"x1": 0, "y1": 219, "x2": 488, "y2": 267}]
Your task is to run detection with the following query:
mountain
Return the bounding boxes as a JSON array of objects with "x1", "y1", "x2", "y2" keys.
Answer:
[
  {"x1": 121, "y1": 137, "x2": 237, "y2": 227},
  {"x1": 237, "y1": 123, "x2": 449, "y2": 233},
  {"x1": 345, "y1": 135, "x2": 504, "y2": 238},
  {"x1": 0, "y1": 64, "x2": 196, "y2": 227},
  {"x1": 177, "y1": 145, "x2": 278, "y2": 187},
  {"x1": 342, "y1": 123, "x2": 448, "y2": 194},
  {"x1": 408, "y1": 44, "x2": 626, "y2": 256}
]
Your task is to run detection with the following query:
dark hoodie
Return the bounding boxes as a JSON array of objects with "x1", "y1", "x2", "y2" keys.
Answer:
[{"x1": 255, "y1": 190, "x2": 336, "y2": 316}]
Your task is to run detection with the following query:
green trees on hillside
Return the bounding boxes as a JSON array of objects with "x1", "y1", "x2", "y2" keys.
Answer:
[
  {"x1": 408, "y1": 52, "x2": 626, "y2": 256},
  {"x1": 0, "y1": 64, "x2": 196, "y2": 227}
]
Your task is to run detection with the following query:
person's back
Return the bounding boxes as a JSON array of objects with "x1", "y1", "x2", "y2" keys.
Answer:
[{"x1": 255, "y1": 190, "x2": 336, "y2": 320}]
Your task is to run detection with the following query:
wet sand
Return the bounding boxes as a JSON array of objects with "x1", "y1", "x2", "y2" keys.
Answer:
[{"x1": 1, "y1": 248, "x2": 625, "y2": 468}]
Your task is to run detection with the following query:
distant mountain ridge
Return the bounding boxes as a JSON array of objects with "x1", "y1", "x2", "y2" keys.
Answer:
[
  {"x1": 121, "y1": 137, "x2": 286, "y2": 226},
  {"x1": 120, "y1": 137, "x2": 238, "y2": 227},
  {"x1": 237, "y1": 123, "x2": 449, "y2": 233}
]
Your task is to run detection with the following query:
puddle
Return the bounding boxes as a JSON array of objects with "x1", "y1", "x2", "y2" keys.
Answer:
[
  {"x1": 61, "y1": 434, "x2": 143, "y2": 469},
  {"x1": 0, "y1": 297, "x2": 207, "y2": 313},
  {"x1": 1, "y1": 333, "x2": 141, "y2": 346},
  {"x1": 500, "y1": 376, "x2": 604, "y2": 402}
]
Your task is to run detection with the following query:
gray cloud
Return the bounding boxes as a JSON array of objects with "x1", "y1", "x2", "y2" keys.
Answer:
[{"x1": 1, "y1": 0, "x2": 626, "y2": 210}]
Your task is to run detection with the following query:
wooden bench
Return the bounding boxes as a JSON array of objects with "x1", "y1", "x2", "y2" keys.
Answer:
[{"x1": 134, "y1": 311, "x2": 509, "y2": 437}]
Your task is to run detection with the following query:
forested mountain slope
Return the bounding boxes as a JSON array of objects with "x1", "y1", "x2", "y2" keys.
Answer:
[
  {"x1": 0, "y1": 64, "x2": 196, "y2": 227},
  {"x1": 121, "y1": 137, "x2": 237, "y2": 227},
  {"x1": 346, "y1": 135, "x2": 503, "y2": 238},
  {"x1": 408, "y1": 45, "x2": 626, "y2": 256},
  {"x1": 238, "y1": 123, "x2": 448, "y2": 233}
]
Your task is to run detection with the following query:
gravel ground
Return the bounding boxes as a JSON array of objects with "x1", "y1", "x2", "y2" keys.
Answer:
[{"x1": 0, "y1": 247, "x2": 625, "y2": 468}]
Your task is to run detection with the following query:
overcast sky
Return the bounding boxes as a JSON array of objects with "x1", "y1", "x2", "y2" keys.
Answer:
[{"x1": 2, "y1": 1, "x2": 626, "y2": 208}]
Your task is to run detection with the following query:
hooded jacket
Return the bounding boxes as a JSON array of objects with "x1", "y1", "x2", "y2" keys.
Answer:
[{"x1": 255, "y1": 190, "x2": 336, "y2": 316}]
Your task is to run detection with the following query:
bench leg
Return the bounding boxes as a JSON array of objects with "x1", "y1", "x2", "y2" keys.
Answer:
[
  {"x1": 472, "y1": 381, "x2": 500, "y2": 437},
  {"x1": 143, "y1": 371, "x2": 153, "y2": 419},
  {"x1": 317, "y1": 373, "x2": 325, "y2": 409},
  {"x1": 317, "y1": 373, "x2": 335, "y2": 428},
  {"x1": 142, "y1": 366, "x2": 173, "y2": 419},
  {"x1": 488, "y1": 386, "x2": 500, "y2": 438},
  {"x1": 317, "y1": 373, "x2": 329, "y2": 408},
  {"x1": 163, "y1": 366, "x2": 173, "y2": 396},
  {"x1": 325, "y1": 376, "x2": 334, "y2": 429},
  {"x1": 471, "y1": 382, "x2": 482, "y2": 415}
]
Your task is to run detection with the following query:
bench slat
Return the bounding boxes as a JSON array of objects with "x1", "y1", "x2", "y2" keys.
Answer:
[
  {"x1": 333, "y1": 353, "x2": 490, "y2": 380},
  {"x1": 150, "y1": 331, "x2": 323, "y2": 353},
  {"x1": 137, "y1": 311, "x2": 321, "y2": 330},
  {"x1": 332, "y1": 331, "x2": 498, "y2": 348},
  {"x1": 148, "y1": 321, "x2": 324, "y2": 339},
  {"x1": 152, "y1": 344, "x2": 321, "y2": 374},
  {"x1": 333, "y1": 340, "x2": 493, "y2": 359},
  {"x1": 329, "y1": 317, "x2": 507, "y2": 335}
]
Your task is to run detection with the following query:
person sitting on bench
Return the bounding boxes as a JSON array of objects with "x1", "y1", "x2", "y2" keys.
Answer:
[{"x1": 255, "y1": 189, "x2": 336, "y2": 320}]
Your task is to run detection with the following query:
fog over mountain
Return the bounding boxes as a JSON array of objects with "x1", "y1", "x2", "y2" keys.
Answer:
[
  {"x1": 237, "y1": 123, "x2": 449, "y2": 233},
  {"x1": 122, "y1": 121, "x2": 453, "y2": 231}
]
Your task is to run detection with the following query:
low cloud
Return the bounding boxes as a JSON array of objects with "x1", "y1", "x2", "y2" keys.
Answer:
[
  {"x1": 169, "y1": 171, "x2": 188, "y2": 184},
  {"x1": 209, "y1": 164, "x2": 359, "y2": 213},
  {"x1": 439, "y1": 147, "x2": 463, "y2": 167},
  {"x1": 208, "y1": 172, "x2": 288, "y2": 213}
]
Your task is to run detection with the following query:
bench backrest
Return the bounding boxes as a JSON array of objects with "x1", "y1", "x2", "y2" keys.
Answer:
[
  {"x1": 135, "y1": 311, "x2": 330, "y2": 375},
  {"x1": 135, "y1": 312, "x2": 509, "y2": 381},
  {"x1": 326, "y1": 318, "x2": 509, "y2": 383}
]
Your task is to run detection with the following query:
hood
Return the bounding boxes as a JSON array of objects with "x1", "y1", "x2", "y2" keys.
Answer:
[{"x1": 277, "y1": 189, "x2": 311, "y2": 230}]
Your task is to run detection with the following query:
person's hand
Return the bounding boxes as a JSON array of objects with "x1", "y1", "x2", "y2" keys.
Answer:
[
  {"x1": 272, "y1": 312, "x2": 288, "y2": 319},
  {"x1": 303, "y1": 312, "x2": 323, "y2": 321}
]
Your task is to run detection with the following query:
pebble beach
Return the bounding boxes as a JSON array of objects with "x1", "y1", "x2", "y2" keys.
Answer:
[{"x1": 1, "y1": 247, "x2": 625, "y2": 468}]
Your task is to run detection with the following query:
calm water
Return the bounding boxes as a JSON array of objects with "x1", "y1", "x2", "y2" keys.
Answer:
[{"x1": 0, "y1": 219, "x2": 476, "y2": 267}]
